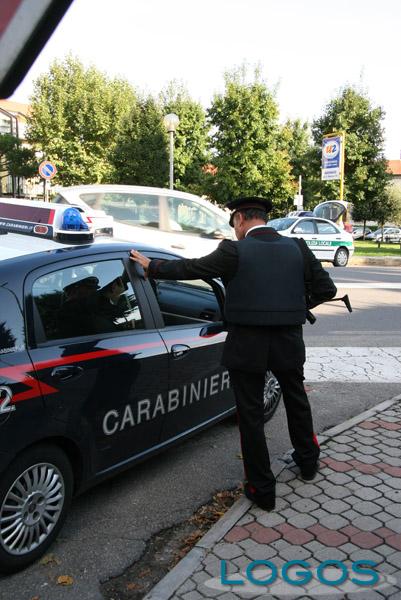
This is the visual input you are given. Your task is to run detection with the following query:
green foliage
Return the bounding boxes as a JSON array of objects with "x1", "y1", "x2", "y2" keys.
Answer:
[
  {"x1": 377, "y1": 183, "x2": 401, "y2": 227},
  {"x1": 112, "y1": 96, "x2": 169, "y2": 187},
  {"x1": 279, "y1": 119, "x2": 313, "y2": 207},
  {"x1": 26, "y1": 56, "x2": 137, "y2": 185},
  {"x1": 311, "y1": 86, "x2": 389, "y2": 219},
  {"x1": 207, "y1": 66, "x2": 294, "y2": 212},
  {"x1": 0, "y1": 133, "x2": 37, "y2": 180}
]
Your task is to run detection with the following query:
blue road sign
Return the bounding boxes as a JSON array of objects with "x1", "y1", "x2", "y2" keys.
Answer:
[{"x1": 39, "y1": 160, "x2": 57, "y2": 180}]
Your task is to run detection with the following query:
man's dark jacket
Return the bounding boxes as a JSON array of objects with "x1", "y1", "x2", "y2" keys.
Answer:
[{"x1": 147, "y1": 227, "x2": 337, "y2": 373}]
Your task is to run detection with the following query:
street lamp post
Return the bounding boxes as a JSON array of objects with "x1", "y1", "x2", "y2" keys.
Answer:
[{"x1": 163, "y1": 113, "x2": 180, "y2": 189}]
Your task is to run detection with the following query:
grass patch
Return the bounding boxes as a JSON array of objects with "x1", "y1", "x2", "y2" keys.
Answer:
[{"x1": 354, "y1": 240, "x2": 401, "y2": 257}]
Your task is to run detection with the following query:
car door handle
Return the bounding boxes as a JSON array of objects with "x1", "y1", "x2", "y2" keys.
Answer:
[
  {"x1": 200, "y1": 310, "x2": 215, "y2": 320},
  {"x1": 51, "y1": 365, "x2": 84, "y2": 381},
  {"x1": 311, "y1": 237, "x2": 318, "y2": 239},
  {"x1": 171, "y1": 344, "x2": 190, "y2": 359},
  {"x1": 170, "y1": 244, "x2": 186, "y2": 249}
]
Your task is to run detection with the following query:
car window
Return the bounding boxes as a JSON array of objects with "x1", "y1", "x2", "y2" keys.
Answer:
[
  {"x1": 167, "y1": 196, "x2": 231, "y2": 237},
  {"x1": 0, "y1": 288, "x2": 25, "y2": 354},
  {"x1": 32, "y1": 259, "x2": 144, "y2": 342},
  {"x1": 150, "y1": 278, "x2": 221, "y2": 327},
  {"x1": 292, "y1": 220, "x2": 316, "y2": 234},
  {"x1": 79, "y1": 193, "x2": 160, "y2": 228},
  {"x1": 316, "y1": 221, "x2": 338, "y2": 234},
  {"x1": 267, "y1": 218, "x2": 297, "y2": 231}
]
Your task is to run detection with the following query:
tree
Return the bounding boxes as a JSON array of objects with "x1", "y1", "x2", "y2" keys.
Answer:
[
  {"x1": 206, "y1": 66, "x2": 294, "y2": 211},
  {"x1": 279, "y1": 119, "x2": 313, "y2": 207},
  {"x1": 311, "y1": 86, "x2": 389, "y2": 219},
  {"x1": 160, "y1": 82, "x2": 211, "y2": 195},
  {"x1": 377, "y1": 183, "x2": 401, "y2": 229},
  {"x1": 112, "y1": 95, "x2": 169, "y2": 187},
  {"x1": 0, "y1": 134, "x2": 37, "y2": 194},
  {"x1": 27, "y1": 56, "x2": 137, "y2": 185}
]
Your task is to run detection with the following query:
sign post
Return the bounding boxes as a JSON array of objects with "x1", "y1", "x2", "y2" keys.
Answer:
[
  {"x1": 38, "y1": 160, "x2": 57, "y2": 202},
  {"x1": 321, "y1": 131, "x2": 345, "y2": 200}
]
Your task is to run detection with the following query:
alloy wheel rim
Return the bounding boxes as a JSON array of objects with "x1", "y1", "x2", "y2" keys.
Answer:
[
  {"x1": 337, "y1": 249, "x2": 348, "y2": 265},
  {"x1": 264, "y1": 374, "x2": 281, "y2": 412},
  {"x1": 0, "y1": 463, "x2": 64, "y2": 556}
]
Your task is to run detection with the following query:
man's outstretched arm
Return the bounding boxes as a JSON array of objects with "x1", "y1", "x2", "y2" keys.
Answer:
[{"x1": 130, "y1": 240, "x2": 237, "y2": 283}]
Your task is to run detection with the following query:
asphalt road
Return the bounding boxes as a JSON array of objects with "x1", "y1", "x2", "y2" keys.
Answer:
[{"x1": 0, "y1": 265, "x2": 400, "y2": 600}]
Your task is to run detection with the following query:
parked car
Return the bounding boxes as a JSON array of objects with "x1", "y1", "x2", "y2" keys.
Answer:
[
  {"x1": 267, "y1": 216, "x2": 354, "y2": 266},
  {"x1": 352, "y1": 226, "x2": 372, "y2": 240},
  {"x1": 0, "y1": 199, "x2": 280, "y2": 573},
  {"x1": 53, "y1": 185, "x2": 233, "y2": 258},
  {"x1": 365, "y1": 227, "x2": 388, "y2": 240},
  {"x1": 382, "y1": 227, "x2": 401, "y2": 243}
]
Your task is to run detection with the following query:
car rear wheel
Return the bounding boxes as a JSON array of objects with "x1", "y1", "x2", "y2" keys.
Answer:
[
  {"x1": 0, "y1": 444, "x2": 73, "y2": 574},
  {"x1": 333, "y1": 247, "x2": 349, "y2": 267},
  {"x1": 263, "y1": 371, "x2": 282, "y2": 422}
]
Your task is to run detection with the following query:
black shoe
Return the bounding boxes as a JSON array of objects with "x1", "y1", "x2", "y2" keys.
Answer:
[
  {"x1": 300, "y1": 462, "x2": 319, "y2": 481},
  {"x1": 244, "y1": 484, "x2": 276, "y2": 511}
]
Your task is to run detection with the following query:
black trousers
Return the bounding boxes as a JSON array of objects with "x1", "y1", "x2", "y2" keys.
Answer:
[{"x1": 229, "y1": 367, "x2": 320, "y2": 496}]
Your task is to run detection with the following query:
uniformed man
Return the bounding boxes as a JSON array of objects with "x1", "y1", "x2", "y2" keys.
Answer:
[{"x1": 130, "y1": 197, "x2": 337, "y2": 511}]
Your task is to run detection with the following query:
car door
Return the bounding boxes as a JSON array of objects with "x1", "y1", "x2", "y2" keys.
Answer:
[
  {"x1": 135, "y1": 252, "x2": 235, "y2": 443},
  {"x1": 0, "y1": 287, "x2": 48, "y2": 458},
  {"x1": 314, "y1": 219, "x2": 343, "y2": 261},
  {"x1": 163, "y1": 195, "x2": 233, "y2": 257},
  {"x1": 290, "y1": 219, "x2": 321, "y2": 257},
  {"x1": 25, "y1": 251, "x2": 169, "y2": 476}
]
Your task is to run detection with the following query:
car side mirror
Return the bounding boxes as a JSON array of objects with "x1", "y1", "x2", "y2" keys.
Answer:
[{"x1": 199, "y1": 322, "x2": 225, "y2": 337}]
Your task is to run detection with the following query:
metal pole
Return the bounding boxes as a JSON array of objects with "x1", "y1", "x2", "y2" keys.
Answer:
[
  {"x1": 169, "y1": 130, "x2": 174, "y2": 190},
  {"x1": 339, "y1": 131, "x2": 345, "y2": 201}
]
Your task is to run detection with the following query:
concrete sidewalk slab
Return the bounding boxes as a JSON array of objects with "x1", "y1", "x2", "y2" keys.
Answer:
[{"x1": 144, "y1": 395, "x2": 401, "y2": 600}]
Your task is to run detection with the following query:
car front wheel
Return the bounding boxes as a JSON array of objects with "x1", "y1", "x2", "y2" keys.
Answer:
[
  {"x1": 263, "y1": 371, "x2": 282, "y2": 422},
  {"x1": 0, "y1": 444, "x2": 73, "y2": 574},
  {"x1": 333, "y1": 247, "x2": 349, "y2": 267}
]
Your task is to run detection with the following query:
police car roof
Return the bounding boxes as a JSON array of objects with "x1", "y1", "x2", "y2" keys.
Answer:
[{"x1": 0, "y1": 231, "x2": 174, "y2": 268}]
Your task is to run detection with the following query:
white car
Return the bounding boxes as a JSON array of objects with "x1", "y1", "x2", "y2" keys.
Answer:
[
  {"x1": 53, "y1": 185, "x2": 233, "y2": 258},
  {"x1": 267, "y1": 216, "x2": 354, "y2": 266},
  {"x1": 382, "y1": 227, "x2": 401, "y2": 243}
]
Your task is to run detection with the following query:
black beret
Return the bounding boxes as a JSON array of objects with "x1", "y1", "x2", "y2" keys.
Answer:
[{"x1": 227, "y1": 196, "x2": 272, "y2": 227}]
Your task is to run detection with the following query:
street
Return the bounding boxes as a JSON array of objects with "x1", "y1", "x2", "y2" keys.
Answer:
[{"x1": 0, "y1": 265, "x2": 400, "y2": 600}]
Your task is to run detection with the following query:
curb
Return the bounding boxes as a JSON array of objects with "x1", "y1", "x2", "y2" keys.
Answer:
[
  {"x1": 143, "y1": 394, "x2": 401, "y2": 600},
  {"x1": 350, "y1": 255, "x2": 401, "y2": 266}
]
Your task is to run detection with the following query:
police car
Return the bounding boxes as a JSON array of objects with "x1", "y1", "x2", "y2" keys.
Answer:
[
  {"x1": 267, "y1": 216, "x2": 354, "y2": 266},
  {"x1": 0, "y1": 199, "x2": 281, "y2": 573}
]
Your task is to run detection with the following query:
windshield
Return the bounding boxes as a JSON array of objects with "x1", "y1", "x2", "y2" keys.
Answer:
[{"x1": 267, "y1": 218, "x2": 297, "y2": 231}]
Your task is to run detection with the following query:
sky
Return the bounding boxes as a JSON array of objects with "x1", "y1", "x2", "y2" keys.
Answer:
[{"x1": 10, "y1": 0, "x2": 401, "y2": 158}]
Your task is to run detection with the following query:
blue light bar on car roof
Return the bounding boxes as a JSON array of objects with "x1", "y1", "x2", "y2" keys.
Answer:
[{"x1": 0, "y1": 198, "x2": 94, "y2": 243}]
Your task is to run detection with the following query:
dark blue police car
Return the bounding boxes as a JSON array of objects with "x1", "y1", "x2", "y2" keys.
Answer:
[{"x1": 0, "y1": 199, "x2": 281, "y2": 572}]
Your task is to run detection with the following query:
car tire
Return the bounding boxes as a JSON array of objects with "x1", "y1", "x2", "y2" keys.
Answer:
[
  {"x1": 0, "y1": 444, "x2": 73, "y2": 574},
  {"x1": 333, "y1": 247, "x2": 349, "y2": 267},
  {"x1": 263, "y1": 371, "x2": 282, "y2": 422}
]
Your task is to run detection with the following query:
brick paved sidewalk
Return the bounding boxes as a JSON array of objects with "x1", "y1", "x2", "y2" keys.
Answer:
[{"x1": 145, "y1": 397, "x2": 401, "y2": 600}]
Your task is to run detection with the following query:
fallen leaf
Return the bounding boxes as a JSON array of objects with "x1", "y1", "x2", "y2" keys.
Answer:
[
  {"x1": 57, "y1": 575, "x2": 74, "y2": 586},
  {"x1": 126, "y1": 582, "x2": 142, "y2": 591},
  {"x1": 40, "y1": 554, "x2": 60, "y2": 566},
  {"x1": 138, "y1": 568, "x2": 151, "y2": 578}
]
